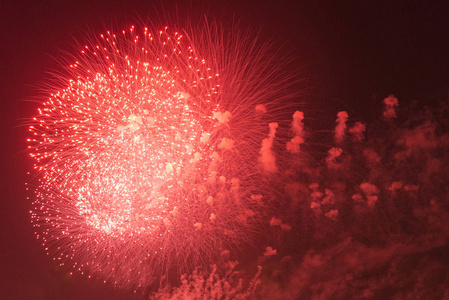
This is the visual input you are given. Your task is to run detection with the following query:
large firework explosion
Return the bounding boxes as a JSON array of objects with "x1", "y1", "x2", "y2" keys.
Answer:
[{"x1": 27, "y1": 21, "x2": 298, "y2": 290}]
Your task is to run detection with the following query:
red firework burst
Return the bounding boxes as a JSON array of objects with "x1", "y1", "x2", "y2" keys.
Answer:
[{"x1": 27, "y1": 22, "x2": 297, "y2": 290}]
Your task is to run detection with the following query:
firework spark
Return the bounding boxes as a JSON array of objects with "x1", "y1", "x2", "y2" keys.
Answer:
[{"x1": 28, "y1": 22, "x2": 296, "y2": 289}]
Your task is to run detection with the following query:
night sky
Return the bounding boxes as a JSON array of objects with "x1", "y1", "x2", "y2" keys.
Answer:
[{"x1": 1, "y1": 1, "x2": 449, "y2": 299}]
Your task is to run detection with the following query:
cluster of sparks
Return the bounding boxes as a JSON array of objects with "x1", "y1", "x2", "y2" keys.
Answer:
[{"x1": 27, "y1": 25, "x2": 281, "y2": 289}]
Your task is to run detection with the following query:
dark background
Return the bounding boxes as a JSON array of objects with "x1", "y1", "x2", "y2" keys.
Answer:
[{"x1": 1, "y1": 1, "x2": 448, "y2": 299}]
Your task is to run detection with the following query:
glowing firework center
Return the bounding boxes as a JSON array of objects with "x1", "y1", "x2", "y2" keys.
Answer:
[{"x1": 73, "y1": 89, "x2": 216, "y2": 236}]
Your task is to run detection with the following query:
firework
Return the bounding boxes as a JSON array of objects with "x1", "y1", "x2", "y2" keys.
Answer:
[{"x1": 28, "y1": 22, "x2": 297, "y2": 289}]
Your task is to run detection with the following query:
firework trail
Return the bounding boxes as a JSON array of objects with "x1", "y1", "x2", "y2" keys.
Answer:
[{"x1": 28, "y1": 22, "x2": 297, "y2": 289}]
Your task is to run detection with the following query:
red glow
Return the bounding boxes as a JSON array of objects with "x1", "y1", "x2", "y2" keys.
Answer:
[{"x1": 28, "y1": 24, "x2": 295, "y2": 289}]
